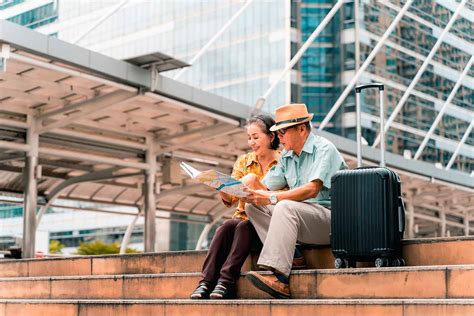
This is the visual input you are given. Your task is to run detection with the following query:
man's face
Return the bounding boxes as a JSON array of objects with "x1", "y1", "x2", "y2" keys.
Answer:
[{"x1": 277, "y1": 125, "x2": 300, "y2": 151}]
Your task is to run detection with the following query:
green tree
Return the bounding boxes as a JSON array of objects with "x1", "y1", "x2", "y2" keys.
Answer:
[
  {"x1": 75, "y1": 240, "x2": 139, "y2": 255},
  {"x1": 49, "y1": 240, "x2": 65, "y2": 254}
]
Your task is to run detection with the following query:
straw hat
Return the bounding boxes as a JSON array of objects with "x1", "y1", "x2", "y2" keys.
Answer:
[{"x1": 269, "y1": 103, "x2": 314, "y2": 132}]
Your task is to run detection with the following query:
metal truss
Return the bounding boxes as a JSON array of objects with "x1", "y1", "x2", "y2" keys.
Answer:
[{"x1": 372, "y1": 0, "x2": 468, "y2": 149}]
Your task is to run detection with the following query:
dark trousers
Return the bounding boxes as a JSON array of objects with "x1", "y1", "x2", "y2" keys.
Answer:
[{"x1": 201, "y1": 219, "x2": 260, "y2": 287}]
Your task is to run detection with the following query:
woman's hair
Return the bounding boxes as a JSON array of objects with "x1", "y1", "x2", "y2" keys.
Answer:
[{"x1": 247, "y1": 114, "x2": 280, "y2": 150}]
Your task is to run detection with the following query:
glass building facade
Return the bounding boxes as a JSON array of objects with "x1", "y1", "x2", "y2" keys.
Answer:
[
  {"x1": 299, "y1": 0, "x2": 342, "y2": 131},
  {"x1": 292, "y1": 1, "x2": 472, "y2": 172},
  {"x1": 0, "y1": 0, "x2": 24, "y2": 11},
  {"x1": 32, "y1": 0, "x2": 472, "y2": 173},
  {"x1": 52, "y1": 0, "x2": 289, "y2": 111},
  {"x1": 49, "y1": 225, "x2": 144, "y2": 249},
  {"x1": 1, "y1": 0, "x2": 57, "y2": 29},
  {"x1": 0, "y1": 203, "x2": 22, "y2": 219},
  {"x1": 352, "y1": 0, "x2": 472, "y2": 171},
  {"x1": 2, "y1": 0, "x2": 472, "y2": 247}
]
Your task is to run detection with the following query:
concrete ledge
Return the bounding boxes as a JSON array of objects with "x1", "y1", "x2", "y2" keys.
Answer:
[
  {"x1": 0, "y1": 265, "x2": 472, "y2": 300},
  {"x1": 1, "y1": 237, "x2": 473, "y2": 277},
  {"x1": 0, "y1": 299, "x2": 473, "y2": 316}
]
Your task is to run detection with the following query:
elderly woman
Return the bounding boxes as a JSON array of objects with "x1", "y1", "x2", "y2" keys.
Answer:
[{"x1": 190, "y1": 115, "x2": 282, "y2": 299}]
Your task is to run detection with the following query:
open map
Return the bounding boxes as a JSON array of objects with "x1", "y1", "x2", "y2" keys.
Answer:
[{"x1": 180, "y1": 162, "x2": 248, "y2": 198}]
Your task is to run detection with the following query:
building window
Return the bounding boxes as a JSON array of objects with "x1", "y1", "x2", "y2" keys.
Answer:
[
  {"x1": 7, "y1": 3, "x2": 58, "y2": 29},
  {"x1": 343, "y1": 1, "x2": 355, "y2": 29},
  {"x1": 291, "y1": 83, "x2": 300, "y2": 103},
  {"x1": 49, "y1": 226, "x2": 144, "y2": 249},
  {"x1": 291, "y1": 0, "x2": 299, "y2": 28},
  {"x1": 0, "y1": 0, "x2": 24, "y2": 10}
]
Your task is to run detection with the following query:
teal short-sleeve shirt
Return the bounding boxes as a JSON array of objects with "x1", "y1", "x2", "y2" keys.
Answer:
[{"x1": 262, "y1": 133, "x2": 347, "y2": 207}]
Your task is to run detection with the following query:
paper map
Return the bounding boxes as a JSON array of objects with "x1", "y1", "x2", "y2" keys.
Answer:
[{"x1": 180, "y1": 162, "x2": 248, "y2": 198}]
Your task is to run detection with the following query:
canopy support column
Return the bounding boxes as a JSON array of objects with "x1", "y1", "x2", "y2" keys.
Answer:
[
  {"x1": 439, "y1": 209, "x2": 446, "y2": 237},
  {"x1": 23, "y1": 116, "x2": 39, "y2": 258},
  {"x1": 465, "y1": 215, "x2": 470, "y2": 236},
  {"x1": 144, "y1": 137, "x2": 157, "y2": 252},
  {"x1": 407, "y1": 199, "x2": 415, "y2": 239},
  {"x1": 120, "y1": 207, "x2": 143, "y2": 254}
]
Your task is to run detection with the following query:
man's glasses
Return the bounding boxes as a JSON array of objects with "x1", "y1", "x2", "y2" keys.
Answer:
[
  {"x1": 277, "y1": 123, "x2": 306, "y2": 135},
  {"x1": 277, "y1": 125, "x2": 294, "y2": 135}
]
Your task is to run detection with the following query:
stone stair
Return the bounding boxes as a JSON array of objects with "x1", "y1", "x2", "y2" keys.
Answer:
[
  {"x1": 2, "y1": 299, "x2": 474, "y2": 316},
  {"x1": 0, "y1": 236, "x2": 473, "y2": 315}
]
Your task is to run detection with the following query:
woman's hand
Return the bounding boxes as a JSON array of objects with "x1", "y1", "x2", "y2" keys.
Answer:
[
  {"x1": 243, "y1": 188, "x2": 271, "y2": 206},
  {"x1": 219, "y1": 191, "x2": 234, "y2": 205}
]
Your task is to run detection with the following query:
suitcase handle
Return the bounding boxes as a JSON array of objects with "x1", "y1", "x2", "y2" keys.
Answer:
[
  {"x1": 354, "y1": 83, "x2": 385, "y2": 168},
  {"x1": 398, "y1": 197, "x2": 406, "y2": 234},
  {"x1": 355, "y1": 83, "x2": 384, "y2": 93}
]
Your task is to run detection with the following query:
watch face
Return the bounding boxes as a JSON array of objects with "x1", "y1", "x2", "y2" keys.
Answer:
[{"x1": 270, "y1": 194, "x2": 277, "y2": 204}]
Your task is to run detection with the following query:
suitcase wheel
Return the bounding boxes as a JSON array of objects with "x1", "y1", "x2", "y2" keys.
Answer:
[
  {"x1": 396, "y1": 258, "x2": 406, "y2": 266},
  {"x1": 347, "y1": 259, "x2": 356, "y2": 268},
  {"x1": 335, "y1": 258, "x2": 345, "y2": 269},
  {"x1": 375, "y1": 257, "x2": 390, "y2": 268},
  {"x1": 390, "y1": 258, "x2": 406, "y2": 267},
  {"x1": 335, "y1": 258, "x2": 356, "y2": 269}
]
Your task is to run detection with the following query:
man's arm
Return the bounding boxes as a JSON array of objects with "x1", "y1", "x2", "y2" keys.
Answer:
[
  {"x1": 276, "y1": 179, "x2": 323, "y2": 202},
  {"x1": 244, "y1": 179, "x2": 323, "y2": 206}
]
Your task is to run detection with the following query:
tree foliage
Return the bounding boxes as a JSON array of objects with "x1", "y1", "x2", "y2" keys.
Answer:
[
  {"x1": 75, "y1": 240, "x2": 139, "y2": 255},
  {"x1": 49, "y1": 240, "x2": 65, "y2": 254}
]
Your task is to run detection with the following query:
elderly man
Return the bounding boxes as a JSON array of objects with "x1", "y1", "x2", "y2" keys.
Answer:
[{"x1": 243, "y1": 103, "x2": 347, "y2": 299}]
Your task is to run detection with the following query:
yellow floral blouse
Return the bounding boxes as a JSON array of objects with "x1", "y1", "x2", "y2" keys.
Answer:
[{"x1": 223, "y1": 151, "x2": 280, "y2": 220}]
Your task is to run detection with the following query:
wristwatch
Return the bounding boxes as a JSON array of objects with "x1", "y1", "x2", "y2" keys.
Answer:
[{"x1": 269, "y1": 193, "x2": 278, "y2": 205}]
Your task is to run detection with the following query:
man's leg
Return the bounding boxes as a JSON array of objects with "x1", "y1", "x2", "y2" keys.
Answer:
[
  {"x1": 244, "y1": 203, "x2": 273, "y2": 244},
  {"x1": 246, "y1": 201, "x2": 330, "y2": 299},
  {"x1": 257, "y1": 200, "x2": 331, "y2": 277}
]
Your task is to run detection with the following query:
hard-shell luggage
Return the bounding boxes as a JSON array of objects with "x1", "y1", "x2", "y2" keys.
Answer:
[{"x1": 330, "y1": 83, "x2": 406, "y2": 268}]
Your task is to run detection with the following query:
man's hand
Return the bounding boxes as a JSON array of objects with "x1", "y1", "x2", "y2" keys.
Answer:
[{"x1": 243, "y1": 188, "x2": 271, "y2": 206}]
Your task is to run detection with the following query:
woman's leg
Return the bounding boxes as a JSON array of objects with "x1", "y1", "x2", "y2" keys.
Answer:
[
  {"x1": 200, "y1": 219, "x2": 241, "y2": 283},
  {"x1": 217, "y1": 220, "x2": 257, "y2": 287}
]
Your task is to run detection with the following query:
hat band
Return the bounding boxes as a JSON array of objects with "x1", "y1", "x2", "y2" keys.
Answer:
[{"x1": 275, "y1": 116, "x2": 309, "y2": 126}]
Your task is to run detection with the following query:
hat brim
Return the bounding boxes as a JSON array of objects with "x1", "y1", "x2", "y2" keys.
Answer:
[{"x1": 269, "y1": 114, "x2": 313, "y2": 132}]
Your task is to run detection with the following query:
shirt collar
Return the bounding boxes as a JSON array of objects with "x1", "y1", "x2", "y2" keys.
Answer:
[
  {"x1": 301, "y1": 133, "x2": 316, "y2": 154},
  {"x1": 281, "y1": 149, "x2": 293, "y2": 158},
  {"x1": 247, "y1": 151, "x2": 280, "y2": 167},
  {"x1": 246, "y1": 151, "x2": 259, "y2": 167}
]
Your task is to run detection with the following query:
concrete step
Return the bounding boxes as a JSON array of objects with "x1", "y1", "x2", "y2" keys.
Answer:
[
  {"x1": 0, "y1": 265, "x2": 472, "y2": 300},
  {"x1": 0, "y1": 236, "x2": 473, "y2": 278},
  {"x1": 1, "y1": 299, "x2": 473, "y2": 316}
]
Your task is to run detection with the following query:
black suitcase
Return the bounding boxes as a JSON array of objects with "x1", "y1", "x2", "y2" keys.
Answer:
[{"x1": 330, "y1": 83, "x2": 406, "y2": 268}]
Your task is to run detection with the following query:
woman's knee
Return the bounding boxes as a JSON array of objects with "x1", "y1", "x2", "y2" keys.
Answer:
[
  {"x1": 216, "y1": 219, "x2": 239, "y2": 234},
  {"x1": 235, "y1": 220, "x2": 252, "y2": 232},
  {"x1": 240, "y1": 173, "x2": 259, "y2": 188}
]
